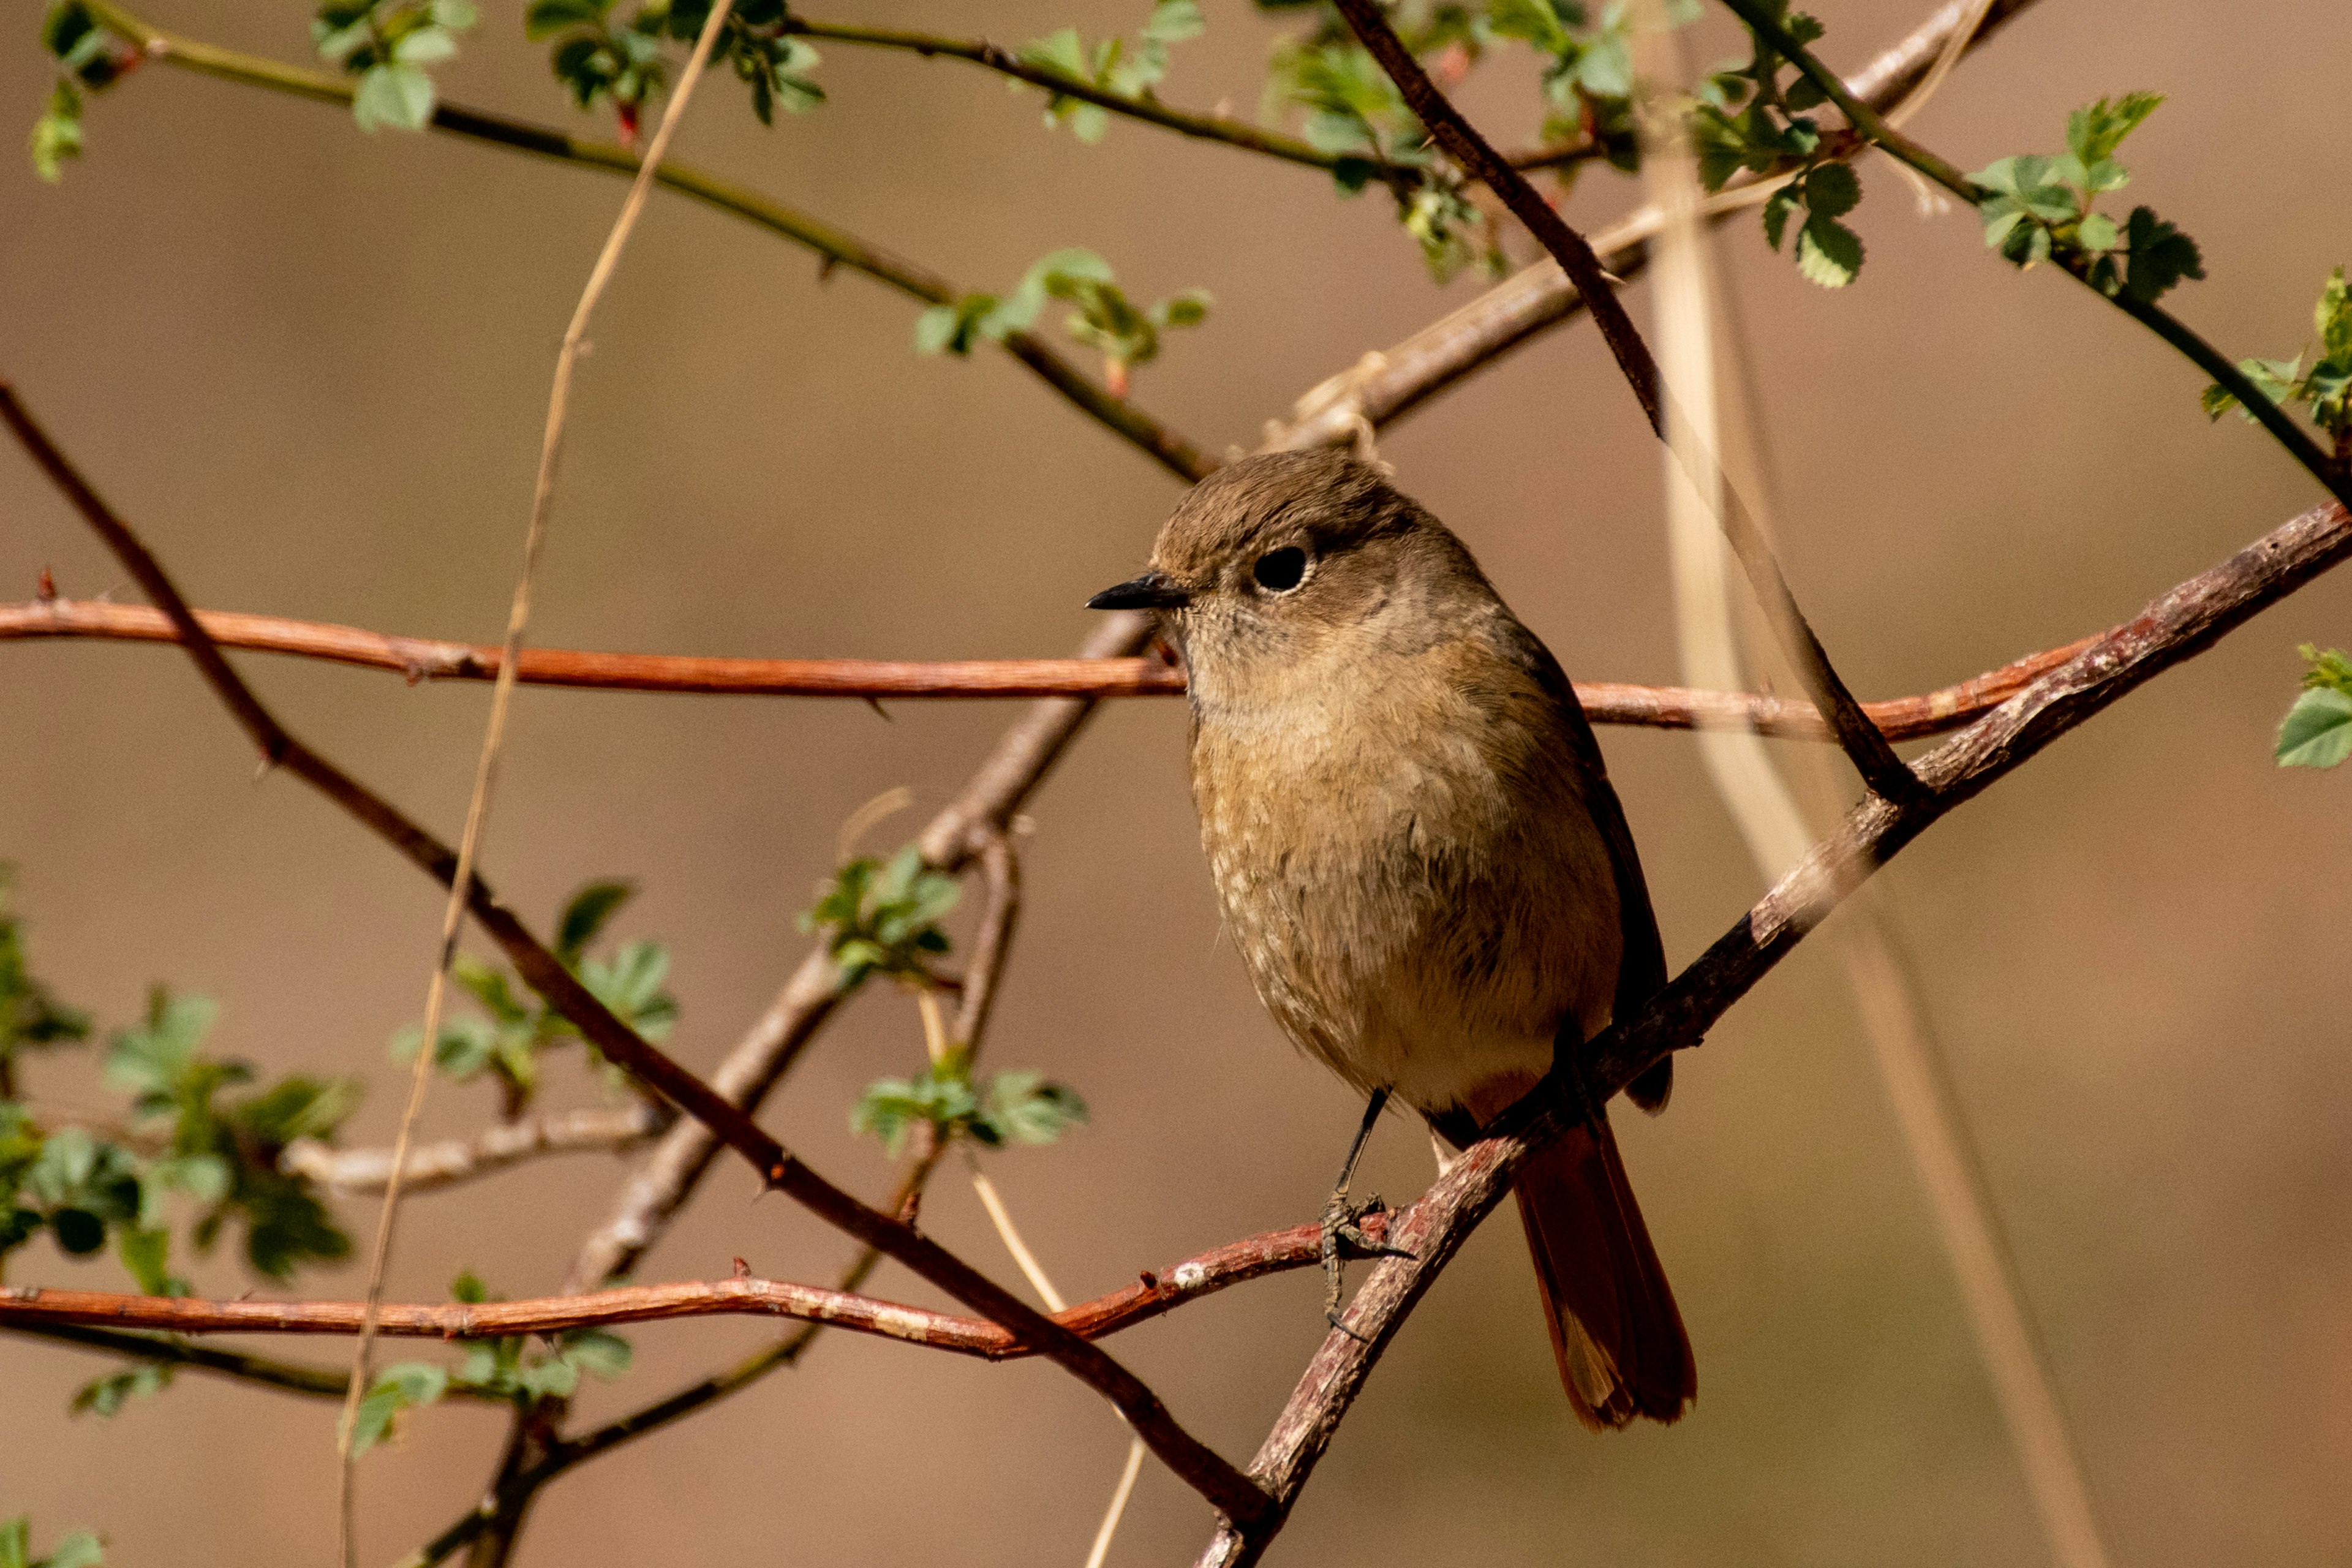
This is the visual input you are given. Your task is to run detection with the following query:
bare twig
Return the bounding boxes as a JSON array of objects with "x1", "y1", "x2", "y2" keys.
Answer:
[
  {"x1": 281, "y1": 1104, "x2": 666, "y2": 1195},
  {"x1": 0, "y1": 386, "x2": 1264, "y2": 1526},
  {"x1": 76, "y1": 1, "x2": 1212, "y2": 485},
  {"x1": 0, "y1": 1320, "x2": 487, "y2": 1402},
  {"x1": 0, "y1": 1211, "x2": 1393, "y2": 1354},
  {"x1": 1, "y1": 596, "x2": 2099, "y2": 742},
  {"x1": 1196, "y1": 496, "x2": 2352, "y2": 1565},
  {"x1": 1330, "y1": 0, "x2": 1924, "y2": 805}
]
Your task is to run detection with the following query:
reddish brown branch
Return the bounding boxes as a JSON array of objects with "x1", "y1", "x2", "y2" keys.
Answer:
[
  {"x1": 0, "y1": 1215, "x2": 1374, "y2": 1357},
  {"x1": 0, "y1": 380, "x2": 1268, "y2": 1529},
  {"x1": 0, "y1": 596, "x2": 2097, "y2": 743}
]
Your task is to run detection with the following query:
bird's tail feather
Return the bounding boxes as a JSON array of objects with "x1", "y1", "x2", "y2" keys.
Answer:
[{"x1": 1512, "y1": 1114, "x2": 1695, "y2": 1430}]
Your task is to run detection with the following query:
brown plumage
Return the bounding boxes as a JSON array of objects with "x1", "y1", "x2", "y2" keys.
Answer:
[{"x1": 1090, "y1": 450, "x2": 1692, "y2": 1430}]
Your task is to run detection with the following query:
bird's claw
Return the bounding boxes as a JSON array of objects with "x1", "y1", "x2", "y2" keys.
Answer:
[{"x1": 1319, "y1": 1192, "x2": 1417, "y2": 1340}]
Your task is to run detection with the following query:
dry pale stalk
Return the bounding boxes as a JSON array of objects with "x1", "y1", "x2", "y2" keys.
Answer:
[{"x1": 334, "y1": 6, "x2": 744, "y2": 1563}]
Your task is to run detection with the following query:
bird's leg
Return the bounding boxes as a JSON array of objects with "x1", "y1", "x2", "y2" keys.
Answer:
[{"x1": 1321, "y1": 1087, "x2": 1417, "y2": 1335}]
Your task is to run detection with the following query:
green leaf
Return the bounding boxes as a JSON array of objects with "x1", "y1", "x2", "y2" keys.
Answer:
[
  {"x1": 1801, "y1": 160, "x2": 1859, "y2": 219},
  {"x1": 71, "y1": 1360, "x2": 172, "y2": 1418},
  {"x1": 2119, "y1": 206, "x2": 2203, "y2": 303},
  {"x1": 1141, "y1": 0, "x2": 1204, "y2": 44},
  {"x1": 115, "y1": 1224, "x2": 175, "y2": 1295},
  {"x1": 2316, "y1": 268, "x2": 2352, "y2": 361},
  {"x1": 40, "y1": 1532, "x2": 104, "y2": 1568},
  {"x1": 2065, "y1": 91, "x2": 2162, "y2": 167},
  {"x1": 349, "y1": 1362, "x2": 447, "y2": 1456},
  {"x1": 2276, "y1": 686, "x2": 2352, "y2": 769},
  {"x1": 554, "y1": 881, "x2": 635, "y2": 964},
  {"x1": 353, "y1": 62, "x2": 436, "y2": 132},
  {"x1": 980, "y1": 1071, "x2": 1090, "y2": 1146},
  {"x1": 525, "y1": 0, "x2": 608, "y2": 38},
  {"x1": 1795, "y1": 213, "x2": 1863, "y2": 288},
  {"x1": 29, "y1": 83, "x2": 84, "y2": 184},
  {"x1": 557, "y1": 1328, "x2": 631, "y2": 1380}
]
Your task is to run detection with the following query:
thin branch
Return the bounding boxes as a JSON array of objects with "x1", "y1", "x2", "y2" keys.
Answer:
[
  {"x1": 1713, "y1": 0, "x2": 2352, "y2": 512},
  {"x1": 0, "y1": 385, "x2": 1265, "y2": 1528},
  {"x1": 1196, "y1": 496, "x2": 2352, "y2": 1565},
  {"x1": 77, "y1": 1, "x2": 1212, "y2": 485},
  {"x1": 0, "y1": 1212, "x2": 1390, "y2": 1354},
  {"x1": 0, "y1": 596, "x2": 2100, "y2": 742},
  {"x1": 1330, "y1": 0, "x2": 1925, "y2": 805},
  {"x1": 785, "y1": 18, "x2": 1409, "y2": 184},
  {"x1": 781, "y1": 17, "x2": 1594, "y2": 187},
  {"x1": 281, "y1": 1105, "x2": 666, "y2": 1195},
  {"x1": 0, "y1": 1319, "x2": 494, "y2": 1401}
]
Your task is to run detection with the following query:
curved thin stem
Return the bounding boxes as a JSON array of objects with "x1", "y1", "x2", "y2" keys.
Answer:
[{"x1": 784, "y1": 16, "x2": 1598, "y2": 186}]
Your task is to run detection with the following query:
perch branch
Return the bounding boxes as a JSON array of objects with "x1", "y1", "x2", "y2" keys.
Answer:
[
  {"x1": 0, "y1": 1213, "x2": 1390, "y2": 1354},
  {"x1": 0, "y1": 597, "x2": 2099, "y2": 742}
]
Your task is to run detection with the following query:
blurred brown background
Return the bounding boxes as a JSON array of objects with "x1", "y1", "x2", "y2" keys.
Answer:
[{"x1": 6, "y1": 1, "x2": 2351, "y2": 1563}]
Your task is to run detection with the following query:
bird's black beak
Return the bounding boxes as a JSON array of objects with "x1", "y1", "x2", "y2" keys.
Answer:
[{"x1": 1085, "y1": 571, "x2": 1191, "y2": 611}]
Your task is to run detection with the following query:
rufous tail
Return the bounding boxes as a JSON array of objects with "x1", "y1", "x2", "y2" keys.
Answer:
[{"x1": 1512, "y1": 1115, "x2": 1695, "y2": 1430}]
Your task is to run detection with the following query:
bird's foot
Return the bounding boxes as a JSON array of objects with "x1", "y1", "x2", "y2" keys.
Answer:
[{"x1": 1320, "y1": 1192, "x2": 1416, "y2": 1341}]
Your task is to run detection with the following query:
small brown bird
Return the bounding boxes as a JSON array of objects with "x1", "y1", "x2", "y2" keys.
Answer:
[{"x1": 1088, "y1": 450, "x2": 1693, "y2": 1429}]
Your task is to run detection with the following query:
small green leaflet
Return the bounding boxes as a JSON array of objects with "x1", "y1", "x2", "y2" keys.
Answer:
[
  {"x1": 0, "y1": 1517, "x2": 105, "y2": 1568},
  {"x1": 1019, "y1": 1, "x2": 1204, "y2": 143},
  {"x1": 1971, "y1": 94, "x2": 2202, "y2": 303},
  {"x1": 2204, "y1": 268, "x2": 2352, "y2": 440},
  {"x1": 2276, "y1": 646, "x2": 2352, "y2": 769},
  {"x1": 312, "y1": 1, "x2": 478, "y2": 132}
]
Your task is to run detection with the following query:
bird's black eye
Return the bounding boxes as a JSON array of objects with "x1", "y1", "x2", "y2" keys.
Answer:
[{"x1": 1252, "y1": 546, "x2": 1308, "y2": 593}]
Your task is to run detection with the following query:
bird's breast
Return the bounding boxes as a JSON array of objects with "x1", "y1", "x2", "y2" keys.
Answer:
[{"x1": 1185, "y1": 642, "x2": 1622, "y2": 1114}]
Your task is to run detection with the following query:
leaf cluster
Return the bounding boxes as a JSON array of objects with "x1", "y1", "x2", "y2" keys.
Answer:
[
  {"x1": 796, "y1": 846, "x2": 959, "y2": 991},
  {"x1": 30, "y1": 3, "x2": 135, "y2": 183},
  {"x1": 1019, "y1": 0, "x2": 1203, "y2": 143},
  {"x1": 394, "y1": 880, "x2": 676, "y2": 1111},
  {"x1": 1972, "y1": 93, "x2": 2203, "y2": 304},
  {"x1": 354, "y1": 1270, "x2": 633, "y2": 1454},
  {"x1": 914, "y1": 247, "x2": 1211, "y2": 390},
  {"x1": 1487, "y1": 0, "x2": 1666, "y2": 176},
  {"x1": 3, "y1": 981, "x2": 361, "y2": 1317},
  {"x1": 0, "y1": 1518, "x2": 102, "y2": 1568},
  {"x1": 1692, "y1": 6, "x2": 1866, "y2": 288},
  {"x1": 2275, "y1": 644, "x2": 2352, "y2": 770},
  {"x1": 2202, "y1": 268, "x2": 2352, "y2": 445},
  {"x1": 0, "y1": 869, "x2": 91, "y2": 1093},
  {"x1": 312, "y1": 0, "x2": 478, "y2": 134},
  {"x1": 528, "y1": 0, "x2": 820, "y2": 137},
  {"x1": 850, "y1": 1054, "x2": 1088, "y2": 1159}
]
